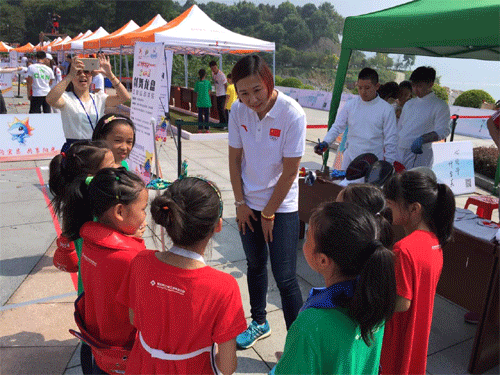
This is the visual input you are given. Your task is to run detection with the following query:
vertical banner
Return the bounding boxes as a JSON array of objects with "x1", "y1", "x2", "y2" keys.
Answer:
[
  {"x1": 432, "y1": 141, "x2": 475, "y2": 195},
  {"x1": 128, "y1": 42, "x2": 172, "y2": 184},
  {"x1": 9, "y1": 51, "x2": 18, "y2": 67},
  {"x1": 0, "y1": 73, "x2": 13, "y2": 98}
]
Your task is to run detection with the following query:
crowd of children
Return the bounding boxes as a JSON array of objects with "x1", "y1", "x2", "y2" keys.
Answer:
[{"x1": 48, "y1": 67, "x2": 456, "y2": 375}]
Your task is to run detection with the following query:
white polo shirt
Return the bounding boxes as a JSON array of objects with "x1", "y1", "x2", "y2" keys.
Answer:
[
  {"x1": 212, "y1": 70, "x2": 227, "y2": 97},
  {"x1": 228, "y1": 91, "x2": 306, "y2": 212},
  {"x1": 27, "y1": 63, "x2": 55, "y2": 97}
]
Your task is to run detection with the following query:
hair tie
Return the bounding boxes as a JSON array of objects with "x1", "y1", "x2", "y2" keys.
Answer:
[
  {"x1": 104, "y1": 115, "x2": 128, "y2": 125},
  {"x1": 162, "y1": 206, "x2": 169, "y2": 211},
  {"x1": 60, "y1": 152, "x2": 66, "y2": 158},
  {"x1": 85, "y1": 176, "x2": 94, "y2": 186},
  {"x1": 365, "y1": 239, "x2": 384, "y2": 255}
]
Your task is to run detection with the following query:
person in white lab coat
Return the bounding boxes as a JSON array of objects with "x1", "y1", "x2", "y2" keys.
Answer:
[
  {"x1": 396, "y1": 66, "x2": 450, "y2": 169},
  {"x1": 315, "y1": 68, "x2": 398, "y2": 170}
]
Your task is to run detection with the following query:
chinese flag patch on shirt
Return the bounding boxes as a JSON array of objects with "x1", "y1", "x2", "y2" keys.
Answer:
[{"x1": 269, "y1": 128, "x2": 281, "y2": 137}]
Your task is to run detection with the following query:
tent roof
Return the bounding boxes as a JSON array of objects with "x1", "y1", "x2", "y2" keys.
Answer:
[
  {"x1": 48, "y1": 36, "x2": 71, "y2": 52},
  {"x1": 105, "y1": 14, "x2": 168, "y2": 49},
  {"x1": 67, "y1": 27, "x2": 109, "y2": 50},
  {"x1": 154, "y1": 5, "x2": 275, "y2": 54},
  {"x1": 13, "y1": 42, "x2": 34, "y2": 53},
  {"x1": 52, "y1": 31, "x2": 91, "y2": 51},
  {"x1": 341, "y1": 0, "x2": 500, "y2": 61},
  {"x1": 0, "y1": 41, "x2": 12, "y2": 52},
  {"x1": 84, "y1": 20, "x2": 139, "y2": 50}
]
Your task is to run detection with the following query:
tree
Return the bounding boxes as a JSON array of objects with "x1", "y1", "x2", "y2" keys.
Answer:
[
  {"x1": 432, "y1": 84, "x2": 449, "y2": 103},
  {"x1": 274, "y1": 1, "x2": 297, "y2": 23},
  {"x1": 402, "y1": 54, "x2": 416, "y2": 70},
  {"x1": 300, "y1": 3, "x2": 317, "y2": 19},
  {"x1": 256, "y1": 22, "x2": 285, "y2": 45},
  {"x1": 276, "y1": 45, "x2": 296, "y2": 67},
  {"x1": 306, "y1": 9, "x2": 336, "y2": 42},
  {"x1": 349, "y1": 50, "x2": 367, "y2": 69},
  {"x1": 0, "y1": 1, "x2": 26, "y2": 43},
  {"x1": 282, "y1": 14, "x2": 312, "y2": 49},
  {"x1": 454, "y1": 89, "x2": 495, "y2": 108},
  {"x1": 280, "y1": 77, "x2": 303, "y2": 88},
  {"x1": 367, "y1": 53, "x2": 394, "y2": 70}
]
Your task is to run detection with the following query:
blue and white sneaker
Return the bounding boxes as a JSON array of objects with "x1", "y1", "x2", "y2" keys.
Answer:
[{"x1": 236, "y1": 320, "x2": 271, "y2": 349}]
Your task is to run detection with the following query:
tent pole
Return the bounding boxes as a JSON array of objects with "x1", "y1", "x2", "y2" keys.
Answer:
[
  {"x1": 119, "y1": 46, "x2": 123, "y2": 82},
  {"x1": 125, "y1": 54, "x2": 129, "y2": 88},
  {"x1": 219, "y1": 54, "x2": 223, "y2": 71},
  {"x1": 324, "y1": 48, "x2": 352, "y2": 166},
  {"x1": 184, "y1": 54, "x2": 188, "y2": 88},
  {"x1": 273, "y1": 50, "x2": 276, "y2": 84}
]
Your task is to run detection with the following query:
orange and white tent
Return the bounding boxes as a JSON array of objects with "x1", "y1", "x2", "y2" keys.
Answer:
[
  {"x1": 153, "y1": 5, "x2": 275, "y2": 55},
  {"x1": 41, "y1": 37, "x2": 62, "y2": 51},
  {"x1": 83, "y1": 20, "x2": 139, "y2": 50},
  {"x1": 66, "y1": 27, "x2": 109, "y2": 50},
  {"x1": 13, "y1": 43, "x2": 34, "y2": 53},
  {"x1": 99, "y1": 14, "x2": 168, "y2": 49},
  {"x1": 47, "y1": 36, "x2": 71, "y2": 52},
  {"x1": 0, "y1": 41, "x2": 12, "y2": 52},
  {"x1": 52, "y1": 31, "x2": 91, "y2": 51}
]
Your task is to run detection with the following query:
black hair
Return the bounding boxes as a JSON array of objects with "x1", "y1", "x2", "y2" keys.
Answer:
[
  {"x1": 49, "y1": 140, "x2": 109, "y2": 216},
  {"x1": 209, "y1": 61, "x2": 217, "y2": 67},
  {"x1": 36, "y1": 51, "x2": 46, "y2": 60},
  {"x1": 340, "y1": 184, "x2": 394, "y2": 248},
  {"x1": 62, "y1": 167, "x2": 145, "y2": 240},
  {"x1": 358, "y1": 68, "x2": 379, "y2": 84},
  {"x1": 227, "y1": 73, "x2": 232, "y2": 79},
  {"x1": 92, "y1": 113, "x2": 136, "y2": 147},
  {"x1": 198, "y1": 68, "x2": 206, "y2": 80},
  {"x1": 410, "y1": 66, "x2": 436, "y2": 84},
  {"x1": 310, "y1": 202, "x2": 396, "y2": 345},
  {"x1": 231, "y1": 55, "x2": 274, "y2": 99},
  {"x1": 399, "y1": 80, "x2": 412, "y2": 91},
  {"x1": 378, "y1": 82, "x2": 399, "y2": 101},
  {"x1": 383, "y1": 170, "x2": 455, "y2": 247},
  {"x1": 150, "y1": 177, "x2": 222, "y2": 248}
]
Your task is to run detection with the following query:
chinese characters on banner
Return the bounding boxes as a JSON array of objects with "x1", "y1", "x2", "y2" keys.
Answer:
[
  {"x1": 432, "y1": 141, "x2": 475, "y2": 195},
  {"x1": 0, "y1": 73, "x2": 13, "y2": 98},
  {"x1": 128, "y1": 42, "x2": 173, "y2": 184},
  {"x1": 0, "y1": 114, "x2": 66, "y2": 161}
]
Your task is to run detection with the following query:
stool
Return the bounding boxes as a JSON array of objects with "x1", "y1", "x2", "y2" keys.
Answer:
[{"x1": 464, "y1": 195, "x2": 499, "y2": 220}]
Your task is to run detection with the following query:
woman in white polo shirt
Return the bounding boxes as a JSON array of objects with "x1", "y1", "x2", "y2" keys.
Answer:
[
  {"x1": 46, "y1": 54, "x2": 130, "y2": 152},
  {"x1": 228, "y1": 55, "x2": 307, "y2": 349}
]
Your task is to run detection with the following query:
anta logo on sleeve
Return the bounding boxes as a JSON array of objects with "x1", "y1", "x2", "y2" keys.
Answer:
[
  {"x1": 269, "y1": 128, "x2": 281, "y2": 140},
  {"x1": 241, "y1": 124, "x2": 248, "y2": 132}
]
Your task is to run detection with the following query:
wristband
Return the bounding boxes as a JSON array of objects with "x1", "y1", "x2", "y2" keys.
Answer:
[
  {"x1": 261, "y1": 212, "x2": 275, "y2": 221},
  {"x1": 234, "y1": 199, "x2": 245, "y2": 207}
]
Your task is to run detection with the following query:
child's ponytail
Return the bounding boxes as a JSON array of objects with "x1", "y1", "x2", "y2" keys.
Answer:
[
  {"x1": 433, "y1": 183, "x2": 455, "y2": 247},
  {"x1": 49, "y1": 140, "x2": 109, "y2": 216},
  {"x1": 61, "y1": 167, "x2": 145, "y2": 240},
  {"x1": 310, "y1": 202, "x2": 397, "y2": 346},
  {"x1": 350, "y1": 242, "x2": 396, "y2": 345}
]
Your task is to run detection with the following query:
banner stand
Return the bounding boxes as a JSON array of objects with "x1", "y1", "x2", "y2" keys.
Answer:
[{"x1": 15, "y1": 74, "x2": 22, "y2": 98}]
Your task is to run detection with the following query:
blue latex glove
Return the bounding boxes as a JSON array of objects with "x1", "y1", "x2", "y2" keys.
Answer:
[
  {"x1": 411, "y1": 136, "x2": 424, "y2": 154},
  {"x1": 314, "y1": 141, "x2": 329, "y2": 155}
]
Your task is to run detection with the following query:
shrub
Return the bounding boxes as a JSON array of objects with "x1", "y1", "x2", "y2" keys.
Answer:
[
  {"x1": 303, "y1": 84, "x2": 315, "y2": 90},
  {"x1": 432, "y1": 84, "x2": 448, "y2": 103},
  {"x1": 280, "y1": 77, "x2": 303, "y2": 88},
  {"x1": 275, "y1": 75, "x2": 283, "y2": 86},
  {"x1": 454, "y1": 90, "x2": 495, "y2": 108},
  {"x1": 473, "y1": 146, "x2": 498, "y2": 180}
]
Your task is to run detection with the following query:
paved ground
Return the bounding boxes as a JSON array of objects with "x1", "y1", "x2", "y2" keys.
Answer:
[{"x1": 0, "y1": 86, "x2": 498, "y2": 374}]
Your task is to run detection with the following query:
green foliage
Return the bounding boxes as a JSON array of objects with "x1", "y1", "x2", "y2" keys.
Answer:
[
  {"x1": 274, "y1": 75, "x2": 283, "y2": 86},
  {"x1": 280, "y1": 77, "x2": 303, "y2": 88},
  {"x1": 303, "y1": 84, "x2": 315, "y2": 90},
  {"x1": 432, "y1": 84, "x2": 449, "y2": 103},
  {"x1": 454, "y1": 89, "x2": 495, "y2": 108}
]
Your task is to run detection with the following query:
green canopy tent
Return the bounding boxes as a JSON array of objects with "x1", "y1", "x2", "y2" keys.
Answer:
[{"x1": 327, "y1": 0, "x2": 500, "y2": 186}]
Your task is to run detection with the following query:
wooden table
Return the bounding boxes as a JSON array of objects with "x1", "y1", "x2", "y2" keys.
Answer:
[{"x1": 297, "y1": 177, "x2": 499, "y2": 373}]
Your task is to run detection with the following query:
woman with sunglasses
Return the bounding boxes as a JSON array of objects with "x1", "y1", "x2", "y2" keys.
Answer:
[{"x1": 47, "y1": 54, "x2": 130, "y2": 152}]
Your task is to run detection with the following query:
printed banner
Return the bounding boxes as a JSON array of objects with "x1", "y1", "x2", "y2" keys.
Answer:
[
  {"x1": 275, "y1": 86, "x2": 356, "y2": 112},
  {"x1": 0, "y1": 73, "x2": 13, "y2": 98},
  {"x1": 0, "y1": 114, "x2": 66, "y2": 161},
  {"x1": 9, "y1": 51, "x2": 18, "y2": 67},
  {"x1": 432, "y1": 141, "x2": 475, "y2": 195},
  {"x1": 128, "y1": 42, "x2": 172, "y2": 184}
]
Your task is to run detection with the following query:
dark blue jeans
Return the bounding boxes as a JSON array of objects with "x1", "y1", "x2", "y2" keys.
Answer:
[
  {"x1": 198, "y1": 107, "x2": 209, "y2": 130},
  {"x1": 240, "y1": 210, "x2": 303, "y2": 330}
]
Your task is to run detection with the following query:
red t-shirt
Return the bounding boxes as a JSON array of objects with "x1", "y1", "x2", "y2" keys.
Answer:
[
  {"x1": 117, "y1": 250, "x2": 247, "y2": 375},
  {"x1": 380, "y1": 230, "x2": 443, "y2": 375},
  {"x1": 491, "y1": 109, "x2": 500, "y2": 129},
  {"x1": 80, "y1": 222, "x2": 146, "y2": 366}
]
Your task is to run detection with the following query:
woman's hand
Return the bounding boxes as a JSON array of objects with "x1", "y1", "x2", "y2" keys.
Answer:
[
  {"x1": 261, "y1": 218, "x2": 274, "y2": 243},
  {"x1": 95, "y1": 53, "x2": 113, "y2": 78},
  {"x1": 68, "y1": 56, "x2": 84, "y2": 79},
  {"x1": 236, "y1": 204, "x2": 257, "y2": 235}
]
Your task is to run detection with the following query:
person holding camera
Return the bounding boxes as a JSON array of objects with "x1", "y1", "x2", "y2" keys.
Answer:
[{"x1": 46, "y1": 54, "x2": 130, "y2": 152}]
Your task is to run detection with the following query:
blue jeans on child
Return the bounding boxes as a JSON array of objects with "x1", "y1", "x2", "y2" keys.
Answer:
[
  {"x1": 198, "y1": 107, "x2": 209, "y2": 130},
  {"x1": 240, "y1": 210, "x2": 303, "y2": 330}
]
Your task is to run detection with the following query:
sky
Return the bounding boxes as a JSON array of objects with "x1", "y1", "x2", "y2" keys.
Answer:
[{"x1": 193, "y1": 0, "x2": 500, "y2": 100}]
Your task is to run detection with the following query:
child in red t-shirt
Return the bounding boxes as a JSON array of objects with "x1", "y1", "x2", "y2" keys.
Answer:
[
  {"x1": 117, "y1": 177, "x2": 247, "y2": 375},
  {"x1": 380, "y1": 169, "x2": 456, "y2": 375},
  {"x1": 62, "y1": 167, "x2": 149, "y2": 374}
]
